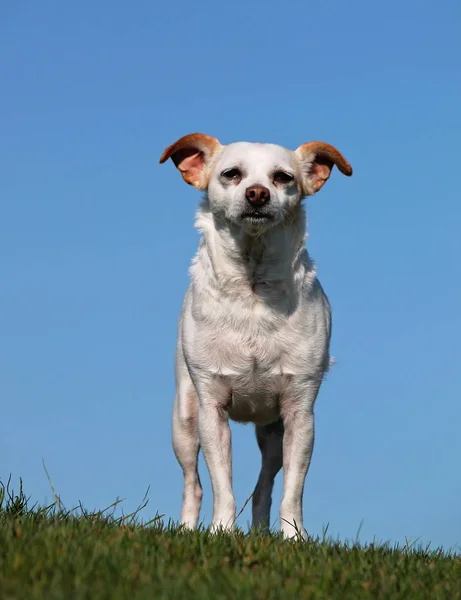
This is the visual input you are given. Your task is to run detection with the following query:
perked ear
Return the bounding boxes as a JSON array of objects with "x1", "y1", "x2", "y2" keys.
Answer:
[
  {"x1": 295, "y1": 141, "x2": 352, "y2": 194},
  {"x1": 159, "y1": 133, "x2": 222, "y2": 189}
]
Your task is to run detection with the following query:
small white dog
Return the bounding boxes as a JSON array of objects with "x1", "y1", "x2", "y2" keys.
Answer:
[{"x1": 160, "y1": 133, "x2": 352, "y2": 538}]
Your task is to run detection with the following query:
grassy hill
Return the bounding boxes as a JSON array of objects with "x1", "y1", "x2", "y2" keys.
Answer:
[{"x1": 1, "y1": 478, "x2": 460, "y2": 599}]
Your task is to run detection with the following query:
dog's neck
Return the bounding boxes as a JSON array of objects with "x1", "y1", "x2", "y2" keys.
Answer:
[{"x1": 192, "y1": 202, "x2": 315, "y2": 300}]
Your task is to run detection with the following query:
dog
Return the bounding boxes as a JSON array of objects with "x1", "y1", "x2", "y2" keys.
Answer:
[{"x1": 160, "y1": 133, "x2": 352, "y2": 538}]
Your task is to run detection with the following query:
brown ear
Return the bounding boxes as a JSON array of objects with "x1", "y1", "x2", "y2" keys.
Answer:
[
  {"x1": 159, "y1": 133, "x2": 222, "y2": 189},
  {"x1": 295, "y1": 141, "x2": 352, "y2": 194}
]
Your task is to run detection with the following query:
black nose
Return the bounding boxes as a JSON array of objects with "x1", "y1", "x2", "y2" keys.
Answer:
[{"x1": 245, "y1": 185, "x2": 270, "y2": 207}]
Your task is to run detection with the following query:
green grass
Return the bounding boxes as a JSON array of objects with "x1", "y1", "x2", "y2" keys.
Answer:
[{"x1": 1, "y1": 477, "x2": 460, "y2": 599}]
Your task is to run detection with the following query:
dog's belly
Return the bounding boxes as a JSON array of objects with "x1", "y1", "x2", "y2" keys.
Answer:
[{"x1": 224, "y1": 373, "x2": 288, "y2": 425}]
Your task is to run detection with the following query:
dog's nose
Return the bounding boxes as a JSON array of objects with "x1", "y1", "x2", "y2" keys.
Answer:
[{"x1": 245, "y1": 185, "x2": 270, "y2": 207}]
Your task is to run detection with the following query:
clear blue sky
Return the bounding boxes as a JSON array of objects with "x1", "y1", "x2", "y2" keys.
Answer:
[{"x1": 1, "y1": 0, "x2": 460, "y2": 551}]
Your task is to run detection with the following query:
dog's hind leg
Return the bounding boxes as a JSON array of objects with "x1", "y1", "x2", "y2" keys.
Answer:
[
  {"x1": 251, "y1": 419, "x2": 284, "y2": 533},
  {"x1": 172, "y1": 382, "x2": 202, "y2": 529}
]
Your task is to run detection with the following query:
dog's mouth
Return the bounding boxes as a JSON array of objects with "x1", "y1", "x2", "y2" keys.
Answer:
[{"x1": 240, "y1": 212, "x2": 273, "y2": 222}]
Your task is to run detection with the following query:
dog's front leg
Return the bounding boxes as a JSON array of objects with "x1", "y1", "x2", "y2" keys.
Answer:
[
  {"x1": 197, "y1": 382, "x2": 236, "y2": 533},
  {"x1": 280, "y1": 379, "x2": 321, "y2": 540}
]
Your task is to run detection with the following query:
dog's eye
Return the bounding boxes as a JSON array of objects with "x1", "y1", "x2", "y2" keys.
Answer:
[
  {"x1": 273, "y1": 171, "x2": 294, "y2": 185},
  {"x1": 221, "y1": 168, "x2": 242, "y2": 182}
]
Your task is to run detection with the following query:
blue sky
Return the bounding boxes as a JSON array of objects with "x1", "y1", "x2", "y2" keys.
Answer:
[{"x1": 1, "y1": 0, "x2": 460, "y2": 550}]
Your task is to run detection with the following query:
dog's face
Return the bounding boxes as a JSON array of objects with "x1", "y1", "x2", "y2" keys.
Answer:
[
  {"x1": 160, "y1": 134, "x2": 352, "y2": 235},
  {"x1": 207, "y1": 142, "x2": 300, "y2": 233}
]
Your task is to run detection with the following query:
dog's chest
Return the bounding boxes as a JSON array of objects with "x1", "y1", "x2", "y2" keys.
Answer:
[
  {"x1": 201, "y1": 322, "x2": 294, "y2": 378},
  {"x1": 184, "y1": 248, "x2": 330, "y2": 423},
  {"x1": 209, "y1": 324, "x2": 291, "y2": 424},
  {"x1": 188, "y1": 292, "x2": 320, "y2": 422},
  {"x1": 206, "y1": 320, "x2": 317, "y2": 424}
]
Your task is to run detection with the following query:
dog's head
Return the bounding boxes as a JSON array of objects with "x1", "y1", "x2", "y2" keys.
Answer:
[{"x1": 160, "y1": 133, "x2": 352, "y2": 234}]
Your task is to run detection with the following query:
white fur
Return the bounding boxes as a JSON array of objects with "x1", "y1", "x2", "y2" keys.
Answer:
[{"x1": 166, "y1": 139, "x2": 345, "y2": 539}]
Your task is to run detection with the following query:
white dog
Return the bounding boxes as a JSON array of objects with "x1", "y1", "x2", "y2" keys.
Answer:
[{"x1": 160, "y1": 133, "x2": 352, "y2": 539}]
